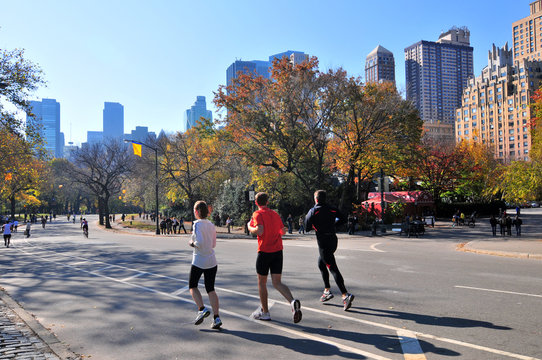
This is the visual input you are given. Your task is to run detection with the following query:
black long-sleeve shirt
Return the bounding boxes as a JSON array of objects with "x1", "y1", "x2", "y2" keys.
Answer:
[{"x1": 304, "y1": 203, "x2": 346, "y2": 236}]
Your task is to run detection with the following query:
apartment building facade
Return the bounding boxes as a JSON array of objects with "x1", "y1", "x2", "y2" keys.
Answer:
[{"x1": 455, "y1": 43, "x2": 542, "y2": 162}]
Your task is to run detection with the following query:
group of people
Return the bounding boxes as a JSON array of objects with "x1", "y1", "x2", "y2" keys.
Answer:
[
  {"x1": 452, "y1": 210, "x2": 476, "y2": 227},
  {"x1": 159, "y1": 217, "x2": 187, "y2": 235},
  {"x1": 188, "y1": 189, "x2": 354, "y2": 330},
  {"x1": 2, "y1": 218, "x2": 33, "y2": 247},
  {"x1": 489, "y1": 212, "x2": 522, "y2": 236}
]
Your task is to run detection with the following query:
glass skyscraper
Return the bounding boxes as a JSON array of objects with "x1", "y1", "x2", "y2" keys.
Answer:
[
  {"x1": 103, "y1": 102, "x2": 124, "y2": 140},
  {"x1": 28, "y1": 98, "x2": 63, "y2": 158},
  {"x1": 185, "y1": 96, "x2": 212, "y2": 131}
]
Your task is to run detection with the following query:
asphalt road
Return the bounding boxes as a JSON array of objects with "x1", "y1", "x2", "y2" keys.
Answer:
[{"x1": 1, "y1": 212, "x2": 541, "y2": 360}]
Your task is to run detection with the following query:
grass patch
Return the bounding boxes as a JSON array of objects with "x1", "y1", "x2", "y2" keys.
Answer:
[{"x1": 121, "y1": 220, "x2": 156, "y2": 231}]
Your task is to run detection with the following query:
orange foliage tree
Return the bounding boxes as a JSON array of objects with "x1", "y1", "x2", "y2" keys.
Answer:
[{"x1": 214, "y1": 57, "x2": 345, "y2": 203}]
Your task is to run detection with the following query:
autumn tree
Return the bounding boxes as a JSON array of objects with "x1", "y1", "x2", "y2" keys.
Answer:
[
  {"x1": 0, "y1": 130, "x2": 46, "y2": 217},
  {"x1": 330, "y1": 80, "x2": 423, "y2": 208},
  {"x1": 455, "y1": 140, "x2": 500, "y2": 202},
  {"x1": 62, "y1": 141, "x2": 132, "y2": 228},
  {"x1": 408, "y1": 140, "x2": 473, "y2": 204},
  {"x1": 214, "y1": 57, "x2": 345, "y2": 203},
  {"x1": 158, "y1": 119, "x2": 226, "y2": 222}
]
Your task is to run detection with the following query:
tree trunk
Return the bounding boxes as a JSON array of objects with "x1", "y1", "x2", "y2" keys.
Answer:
[
  {"x1": 339, "y1": 166, "x2": 356, "y2": 213},
  {"x1": 104, "y1": 194, "x2": 111, "y2": 229},
  {"x1": 98, "y1": 197, "x2": 104, "y2": 225},
  {"x1": 10, "y1": 195, "x2": 16, "y2": 219}
]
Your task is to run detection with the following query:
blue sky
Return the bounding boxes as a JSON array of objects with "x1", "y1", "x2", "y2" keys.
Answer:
[{"x1": 0, "y1": 0, "x2": 528, "y2": 145}]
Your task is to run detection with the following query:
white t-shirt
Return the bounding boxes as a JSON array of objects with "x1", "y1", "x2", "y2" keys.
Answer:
[
  {"x1": 191, "y1": 219, "x2": 217, "y2": 269},
  {"x1": 3, "y1": 223, "x2": 12, "y2": 235}
]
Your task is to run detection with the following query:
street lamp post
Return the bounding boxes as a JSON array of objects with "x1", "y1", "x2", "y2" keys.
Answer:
[{"x1": 124, "y1": 139, "x2": 160, "y2": 235}]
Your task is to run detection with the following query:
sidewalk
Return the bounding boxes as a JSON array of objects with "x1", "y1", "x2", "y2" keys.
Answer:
[
  {"x1": 0, "y1": 288, "x2": 80, "y2": 359},
  {"x1": 458, "y1": 238, "x2": 542, "y2": 260}
]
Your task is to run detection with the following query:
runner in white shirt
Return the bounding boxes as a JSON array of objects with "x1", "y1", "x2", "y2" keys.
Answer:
[
  {"x1": 188, "y1": 200, "x2": 221, "y2": 329},
  {"x1": 3, "y1": 222, "x2": 13, "y2": 247}
]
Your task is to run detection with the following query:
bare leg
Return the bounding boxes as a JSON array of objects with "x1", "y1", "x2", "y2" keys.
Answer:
[
  {"x1": 257, "y1": 274, "x2": 269, "y2": 312},
  {"x1": 190, "y1": 288, "x2": 204, "y2": 309},
  {"x1": 271, "y1": 273, "x2": 294, "y2": 303},
  {"x1": 208, "y1": 290, "x2": 219, "y2": 316}
]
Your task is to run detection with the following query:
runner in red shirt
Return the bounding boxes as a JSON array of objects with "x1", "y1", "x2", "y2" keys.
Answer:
[{"x1": 247, "y1": 192, "x2": 302, "y2": 323}]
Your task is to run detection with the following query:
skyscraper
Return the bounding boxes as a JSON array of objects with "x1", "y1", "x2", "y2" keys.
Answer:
[
  {"x1": 365, "y1": 45, "x2": 395, "y2": 84},
  {"x1": 185, "y1": 96, "x2": 212, "y2": 131},
  {"x1": 269, "y1": 50, "x2": 309, "y2": 65},
  {"x1": 126, "y1": 126, "x2": 156, "y2": 143},
  {"x1": 226, "y1": 60, "x2": 270, "y2": 87},
  {"x1": 455, "y1": 43, "x2": 542, "y2": 162},
  {"x1": 405, "y1": 27, "x2": 474, "y2": 143},
  {"x1": 28, "y1": 98, "x2": 63, "y2": 158},
  {"x1": 103, "y1": 102, "x2": 124, "y2": 140},
  {"x1": 512, "y1": 0, "x2": 542, "y2": 61}
]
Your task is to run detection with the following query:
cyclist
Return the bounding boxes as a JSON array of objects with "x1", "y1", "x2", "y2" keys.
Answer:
[{"x1": 82, "y1": 218, "x2": 89, "y2": 237}]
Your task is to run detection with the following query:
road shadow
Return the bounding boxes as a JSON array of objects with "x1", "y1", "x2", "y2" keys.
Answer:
[
  {"x1": 321, "y1": 304, "x2": 512, "y2": 330},
  {"x1": 218, "y1": 328, "x2": 366, "y2": 359}
]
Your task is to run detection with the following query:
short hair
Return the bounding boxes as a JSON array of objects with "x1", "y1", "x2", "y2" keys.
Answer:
[
  {"x1": 255, "y1": 192, "x2": 268, "y2": 206},
  {"x1": 194, "y1": 200, "x2": 209, "y2": 218},
  {"x1": 314, "y1": 190, "x2": 326, "y2": 204}
]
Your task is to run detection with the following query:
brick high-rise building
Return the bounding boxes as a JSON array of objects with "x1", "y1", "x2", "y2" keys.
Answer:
[
  {"x1": 455, "y1": 43, "x2": 542, "y2": 162},
  {"x1": 512, "y1": 0, "x2": 542, "y2": 61},
  {"x1": 365, "y1": 45, "x2": 395, "y2": 84}
]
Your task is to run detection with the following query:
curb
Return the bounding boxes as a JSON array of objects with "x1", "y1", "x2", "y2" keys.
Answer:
[
  {"x1": 0, "y1": 287, "x2": 81, "y2": 360},
  {"x1": 457, "y1": 242, "x2": 542, "y2": 260}
]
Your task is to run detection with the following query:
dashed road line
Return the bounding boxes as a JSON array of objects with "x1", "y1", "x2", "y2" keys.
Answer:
[
  {"x1": 397, "y1": 330, "x2": 426, "y2": 360},
  {"x1": 455, "y1": 285, "x2": 542, "y2": 299}
]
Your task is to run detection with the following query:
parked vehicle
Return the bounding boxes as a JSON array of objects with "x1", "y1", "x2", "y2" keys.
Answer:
[{"x1": 531, "y1": 202, "x2": 540, "y2": 208}]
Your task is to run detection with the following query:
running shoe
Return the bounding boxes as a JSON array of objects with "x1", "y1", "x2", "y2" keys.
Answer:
[
  {"x1": 250, "y1": 307, "x2": 271, "y2": 321},
  {"x1": 291, "y1": 299, "x2": 302, "y2": 323},
  {"x1": 343, "y1": 293, "x2": 355, "y2": 311},
  {"x1": 211, "y1": 316, "x2": 222, "y2": 329},
  {"x1": 320, "y1": 291, "x2": 334, "y2": 302},
  {"x1": 194, "y1": 307, "x2": 210, "y2": 325}
]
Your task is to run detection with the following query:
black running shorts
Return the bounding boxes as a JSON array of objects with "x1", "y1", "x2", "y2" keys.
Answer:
[{"x1": 256, "y1": 250, "x2": 283, "y2": 276}]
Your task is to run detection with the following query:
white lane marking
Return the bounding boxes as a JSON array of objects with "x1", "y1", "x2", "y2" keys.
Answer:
[
  {"x1": 121, "y1": 272, "x2": 146, "y2": 282},
  {"x1": 70, "y1": 261, "x2": 89, "y2": 266},
  {"x1": 397, "y1": 330, "x2": 426, "y2": 360},
  {"x1": 17, "y1": 243, "x2": 540, "y2": 360},
  {"x1": 455, "y1": 285, "x2": 542, "y2": 299},
  {"x1": 92, "y1": 265, "x2": 115, "y2": 272},
  {"x1": 171, "y1": 286, "x2": 189, "y2": 296},
  {"x1": 370, "y1": 242, "x2": 386, "y2": 253},
  {"x1": 15, "y1": 247, "x2": 391, "y2": 360}
]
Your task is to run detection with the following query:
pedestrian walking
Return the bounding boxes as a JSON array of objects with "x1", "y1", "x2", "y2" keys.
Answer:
[
  {"x1": 188, "y1": 201, "x2": 222, "y2": 329},
  {"x1": 489, "y1": 215, "x2": 498, "y2": 237},
  {"x1": 513, "y1": 215, "x2": 522, "y2": 236},
  {"x1": 172, "y1": 217, "x2": 179, "y2": 234},
  {"x1": 41, "y1": 216, "x2": 46, "y2": 229},
  {"x1": 24, "y1": 221, "x2": 31, "y2": 238},
  {"x1": 287, "y1": 214, "x2": 293, "y2": 234},
  {"x1": 304, "y1": 190, "x2": 355, "y2": 311},
  {"x1": 506, "y1": 215, "x2": 513, "y2": 236},
  {"x1": 499, "y1": 214, "x2": 506, "y2": 236},
  {"x1": 298, "y1": 216, "x2": 305, "y2": 234},
  {"x1": 226, "y1": 216, "x2": 232, "y2": 234},
  {"x1": 247, "y1": 192, "x2": 302, "y2": 323},
  {"x1": 179, "y1": 217, "x2": 187, "y2": 234},
  {"x1": 13, "y1": 220, "x2": 18, "y2": 232}
]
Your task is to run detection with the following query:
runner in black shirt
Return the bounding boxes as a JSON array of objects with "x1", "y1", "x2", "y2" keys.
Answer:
[{"x1": 305, "y1": 190, "x2": 354, "y2": 311}]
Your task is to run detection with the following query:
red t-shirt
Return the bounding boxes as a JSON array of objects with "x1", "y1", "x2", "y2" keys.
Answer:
[{"x1": 250, "y1": 207, "x2": 284, "y2": 253}]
